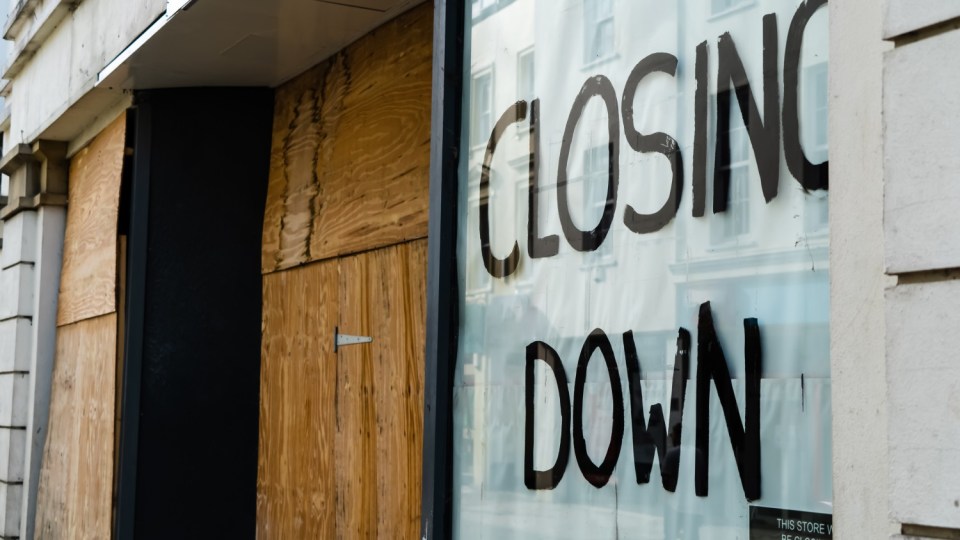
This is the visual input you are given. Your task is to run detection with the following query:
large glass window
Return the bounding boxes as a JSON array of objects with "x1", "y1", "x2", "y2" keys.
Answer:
[{"x1": 454, "y1": 1, "x2": 830, "y2": 538}]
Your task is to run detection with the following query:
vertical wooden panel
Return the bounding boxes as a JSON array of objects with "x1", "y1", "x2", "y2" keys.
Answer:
[
  {"x1": 257, "y1": 239, "x2": 426, "y2": 539},
  {"x1": 336, "y1": 240, "x2": 426, "y2": 539},
  {"x1": 336, "y1": 252, "x2": 378, "y2": 539},
  {"x1": 34, "y1": 313, "x2": 117, "y2": 540},
  {"x1": 256, "y1": 260, "x2": 339, "y2": 539},
  {"x1": 261, "y1": 3, "x2": 433, "y2": 273},
  {"x1": 57, "y1": 113, "x2": 126, "y2": 326},
  {"x1": 371, "y1": 240, "x2": 426, "y2": 539}
]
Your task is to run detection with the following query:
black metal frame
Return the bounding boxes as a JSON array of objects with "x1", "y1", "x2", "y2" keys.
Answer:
[
  {"x1": 420, "y1": 0, "x2": 465, "y2": 538},
  {"x1": 115, "y1": 101, "x2": 150, "y2": 540}
]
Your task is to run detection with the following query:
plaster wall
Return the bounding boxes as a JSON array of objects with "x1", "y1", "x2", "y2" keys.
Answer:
[{"x1": 829, "y1": 0, "x2": 897, "y2": 538}]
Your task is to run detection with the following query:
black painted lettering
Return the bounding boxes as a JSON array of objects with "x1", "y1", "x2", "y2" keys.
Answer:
[
  {"x1": 623, "y1": 328, "x2": 690, "y2": 492},
  {"x1": 694, "y1": 302, "x2": 762, "y2": 501},
  {"x1": 480, "y1": 101, "x2": 526, "y2": 278},
  {"x1": 714, "y1": 14, "x2": 781, "y2": 213},
  {"x1": 783, "y1": 0, "x2": 829, "y2": 191},
  {"x1": 557, "y1": 76, "x2": 620, "y2": 252},
  {"x1": 693, "y1": 40, "x2": 709, "y2": 218},
  {"x1": 528, "y1": 98, "x2": 560, "y2": 258},
  {"x1": 573, "y1": 329, "x2": 625, "y2": 488},
  {"x1": 525, "y1": 341, "x2": 571, "y2": 490},
  {"x1": 621, "y1": 53, "x2": 684, "y2": 233}
]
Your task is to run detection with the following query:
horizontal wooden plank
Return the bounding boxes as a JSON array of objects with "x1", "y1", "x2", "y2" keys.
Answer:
[
  {"x1": 34, "y1": 313, "x2": 118, "y2": 540},
  {"x1": 261, "y1": 3, "x2": 432, "y2": 273},
  {"x1": 57, "y1": 113, "x2": 126, "y2": 326}
]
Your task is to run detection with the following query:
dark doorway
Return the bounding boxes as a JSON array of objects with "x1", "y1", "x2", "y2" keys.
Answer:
[{"x1": 115, "y1": 88, "x2": 273, "y2": 539}]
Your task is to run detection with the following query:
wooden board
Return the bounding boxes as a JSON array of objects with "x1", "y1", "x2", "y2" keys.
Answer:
[
  {"x1": 57, "y1": 113, "x2": 126, "y2": 326},
  {"x1": 257, "y1": 259, "x2": 340, "y2": 539},
  {"x1": 261, "y1": 3, "x2": 433, "y2": 273},
  {"x1": 336, "y1": 239, "x2": 427, "y2": 538},
  {"x1": 34, "y1": 313, "x2": 118, "y2": 540},
  {"x1": 257, "y1": 239, "x2": 426, "y2": 538}
]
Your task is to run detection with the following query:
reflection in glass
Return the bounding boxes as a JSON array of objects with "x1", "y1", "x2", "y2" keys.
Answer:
[
  {"x1": 583, "y1": 0, "x2": 615, "y2": 64},
  {"x1": 454, "y1": 1, "x2": 831, "y2": 538}
]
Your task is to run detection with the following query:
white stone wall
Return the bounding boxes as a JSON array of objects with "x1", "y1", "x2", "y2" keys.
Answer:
[
  {"x1": 1, "y1": 0, "x2": 164, "y2": 153},
  {"x1": 0, "y1": 210, "x2": 35, "y2": 540},
  {"x1": 833, "y1": 0, "x2": 960, "y2": 538},
  {"x1": 883, "y1": 0, "x2": 960, "y2": 535}
]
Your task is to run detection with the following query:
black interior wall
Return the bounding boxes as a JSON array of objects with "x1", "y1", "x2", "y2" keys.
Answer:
[{"x1": 116, "y1": 88, "x2": 273, "y2": 539}]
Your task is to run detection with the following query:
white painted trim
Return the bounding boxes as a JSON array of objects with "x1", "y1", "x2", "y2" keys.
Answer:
[{"x1": 97, "y1": 12, "x2": 173, "y2": 87}]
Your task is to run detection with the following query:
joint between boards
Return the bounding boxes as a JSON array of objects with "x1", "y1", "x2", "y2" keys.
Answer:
[
  {"x1": 902, "y1": 523, "x2": 960, "y2": 539},
  {"x1": 0, "y1": 315, "x2": 31, "y2": 323},
  {"x1": 892, "y1": 16, "x2": 960, "y2": 47},
  {"x1": 262, "y1": 234, "x2": 430, "y2": 278},
  {"x1": 894, "y1": 267, "x2": 960, "y2": 286}
]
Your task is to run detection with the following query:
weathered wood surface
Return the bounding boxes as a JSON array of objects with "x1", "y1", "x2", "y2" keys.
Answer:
[
  {"x1": 57, "y1": 113, "x2": 126, "y2": 326},
  {"x1": 257, "y1": 258, "x2": 340, "y2": 539},
  {"x1": 34, "y1": 313, "x2": 118, "y2": 540},
  {"x1": 261, "y1": 3, "x2": 432, "y2": 273},
  {"x1": 363, "y1": 240, "x2": 425, "y2": 539},
  {"x1": 257, "y1": 239, "x2": 426, "y2": 538}
]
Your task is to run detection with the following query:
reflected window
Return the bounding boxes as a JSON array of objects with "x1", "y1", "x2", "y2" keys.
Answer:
[
  {"x1": 583, "y1": 145, "x2": 615, "y2": 265},
  {"x1": 517, "y1": 48, "x2": 534, "y2": 103},
  {"x1": 711, "y1": 0, "x2": 753, "y2": 16},
  {"x1": 472, "y1": 0, "x2": 516, "y2": 21},
  {"x1": 583, "y1": 0, "x2": 614, "y2": 65},
  {"x1": 804, "y1": 192, "x2": 828, "y2": 234},
  {"x1": 471, "y1": 69, "x2": 494, "y2": 146},
  {"x1": 803, "y1": 62, "x2": 828, "y2": 233},
  {"x1": 467, "y1": 191, "x2": 493, "y2": 296},
  {"x1": 712, "y1": 123, "x2": 751, "y2": 243},
  {"x1": 804, "y1": 62, "x2": 828, "y2": 164}
]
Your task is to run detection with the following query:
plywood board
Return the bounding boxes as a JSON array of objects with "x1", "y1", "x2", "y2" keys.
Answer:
[
  {"x1": 336, "y1": 252, "x2": 379, "y2": 538},
  {"x1": 257, "y1": 259, "x2": 339, "y2": 539},
  {"x1": 57, "y1": 113, "x2": 126, "y2": 326},
  {"x1": 370, "y1": 240, "x2": 426, "y2": 538},
  {"x1": 336, "y1": 239, "x2": 426, "y2": 539},
  {"x1": 261, "y1": 3, "x2": 432, "y2": 273},
  {"x1": 256, "y1": 239, "x2": 426, "y2": 538},
  {"x1": 34, "y1": 313, "x2": 118, "y2": 540}
]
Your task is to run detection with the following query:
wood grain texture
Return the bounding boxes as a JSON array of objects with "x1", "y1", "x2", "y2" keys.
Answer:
[
  {"x1": 336, "y1": 251, "x2": 379, "y2": 538},
  {"x1": 257, "y1": 259, "x2": 339, "y2": 539},
  {"x1": 34, "y1": 313, "x2": 118, "y2": 540},
  {"x1": 257, "y1": 239, "x2": 426, "y2": 539},
  {"x1": 370, "y1": 239, "x2": 426, "y2": 539},
  {"x1": 57, "y1": 113, "x2": 126, "y2": 326},
  {"x1": 336, "y1": 239, "x2": 426, "y2": 539},
  {"x1": 261, "y1": 3, "x2": 433, "y2": 273}
]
